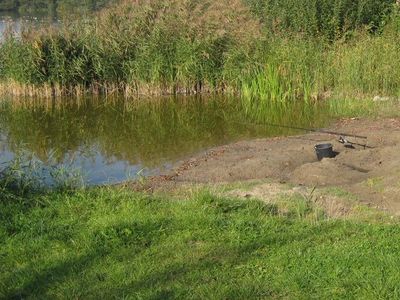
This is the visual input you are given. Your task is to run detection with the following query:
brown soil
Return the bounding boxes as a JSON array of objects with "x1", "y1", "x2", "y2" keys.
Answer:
[{"x1": 129, "y1": 118, "x2": 400, "y2": 215}]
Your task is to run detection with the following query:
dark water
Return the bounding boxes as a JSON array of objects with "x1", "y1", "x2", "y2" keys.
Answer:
[{"x1": 0, "y1": 96, "x2": 332, "y2": 185}]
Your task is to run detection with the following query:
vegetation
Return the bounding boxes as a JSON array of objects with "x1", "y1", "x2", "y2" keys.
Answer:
[
  {"x1": 245, "y1": 0, "x2": 395, "y2": 40},
  {"x1": 1, "y1": 96, "x2": 400, "y2": 297},
  {"x1": 0, "y1": 0, "x2": 399, "y2": 100},
  {"x1": 1, "y1": 168, "x2": 400, "y2": 299},
  {"x1": 0, "y1": 0, "x2": 17, "y2": 11},
  {"x1": 3, "y1": 2, "x2": 400, "y2": 297}
]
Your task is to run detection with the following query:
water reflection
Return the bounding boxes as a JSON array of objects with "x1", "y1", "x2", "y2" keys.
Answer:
[
  {"x1": 0, "y1": 11, "x2": 56, "y2": 40},
  {"x1": 0, "y1": 96, "x2": 331, "y2": 184}
]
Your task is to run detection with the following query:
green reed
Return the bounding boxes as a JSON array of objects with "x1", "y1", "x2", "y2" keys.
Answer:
[
  {"x1": 245, "y1": 0, "x2": 395, "y2": 40},
  {"x1": 0, "y1": 0, "x2": 399, "y2": 101}
]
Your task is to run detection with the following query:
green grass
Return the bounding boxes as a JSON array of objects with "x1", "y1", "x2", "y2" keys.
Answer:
[{"x1": 1, "y1": 186, "x2": 400, "y2": 299}]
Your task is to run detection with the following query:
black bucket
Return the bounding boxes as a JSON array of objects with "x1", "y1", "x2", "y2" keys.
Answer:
[{"x1": 315, "y1": 143, "x2": 335, "y2": 161}]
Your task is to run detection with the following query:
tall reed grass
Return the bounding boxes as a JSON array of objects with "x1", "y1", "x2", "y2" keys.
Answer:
[
  {"x1": 245, "y1": 0, "x2": 395, "y2": 40},
  {"x1": 0, "y1": 0, "x2": 399, "y2": 101}
]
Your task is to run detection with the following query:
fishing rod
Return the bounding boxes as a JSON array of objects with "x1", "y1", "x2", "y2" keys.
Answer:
[
  {"x1": 338, "y1": 136, "x2": 373, "y2": 149},
  {"x1": 249, "y1": 122, "x2": 368, "y2": 139},
  {"x1": 237, "y1": 121, "x2": 371, "y2": 148}
]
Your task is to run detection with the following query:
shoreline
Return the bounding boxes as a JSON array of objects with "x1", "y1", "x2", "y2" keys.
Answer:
[{"x1": 125, "y1": 117, "x2": 400, "y2": 215}]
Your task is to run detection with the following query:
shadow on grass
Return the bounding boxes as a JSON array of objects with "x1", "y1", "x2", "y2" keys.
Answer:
[
  {"x1": 2, "y1": 230, "x2": 283, "y2": 298},
  {"x1": 4, "y1": 252, "x2": 98, "y2": 299},
  {"x1": 1, "y1": 196, "x2": 355, "y2": 298}
]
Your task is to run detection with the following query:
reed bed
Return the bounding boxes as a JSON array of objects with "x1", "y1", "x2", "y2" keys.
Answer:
[{"x1": 0, "y1": 0, "x2": 399, "y2": 101}]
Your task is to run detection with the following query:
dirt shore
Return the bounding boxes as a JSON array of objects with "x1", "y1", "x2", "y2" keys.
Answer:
[{"x1": 129, "y1": 118, "x2": 400, "y2": 215}]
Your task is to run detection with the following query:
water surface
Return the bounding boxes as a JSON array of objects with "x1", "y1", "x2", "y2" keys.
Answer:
[
  {"x1": 0, "y1": 11, "x2": 56, "y2": 41},
  {"x1": 0, "y1": 96, "x2": 332, "y2": 184}
]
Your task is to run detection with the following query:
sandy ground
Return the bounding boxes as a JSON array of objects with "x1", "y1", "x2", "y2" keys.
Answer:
[{"x1": 129, "y1": 118, "x2": 400, "y2": 215}]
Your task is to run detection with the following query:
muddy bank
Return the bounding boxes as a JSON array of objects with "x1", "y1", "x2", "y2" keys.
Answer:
[{"x1": 131, "y1": 118, "x2": 400, "y2": 214}]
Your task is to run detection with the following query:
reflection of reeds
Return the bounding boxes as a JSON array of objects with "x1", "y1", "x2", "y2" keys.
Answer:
[{"x1": 0, "y1": 96, "x2": 330, "y2": 167}]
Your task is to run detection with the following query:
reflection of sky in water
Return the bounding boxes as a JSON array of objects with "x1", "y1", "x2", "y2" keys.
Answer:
[
  {"x1": 0, "y1": 133, "x2": 15, "y2": 172},
  {"x1": 0, "y1": 18, "x2": 21, "y2": 40},
  {"x1": 0, "y1": 14, "x2": 57, "y2": 41},
  {"x1": 0, "y1": 141, "x2": 169, "y2": 185},
  {"x1": 0, "y1": 123, "x2": 175, "y2": 185},
  {"x1": 63, "y1": 145, "x2": 167, "y2": 185}
]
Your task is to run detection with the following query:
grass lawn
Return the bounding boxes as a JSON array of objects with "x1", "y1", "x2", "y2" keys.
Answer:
[{"x1": 1, "y1": 187, "x2": 400, "y2": 299}]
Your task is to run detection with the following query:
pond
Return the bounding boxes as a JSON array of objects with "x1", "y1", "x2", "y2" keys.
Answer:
[{"x1": 0, "y1": 96, "x2": 332, "y2": 185}]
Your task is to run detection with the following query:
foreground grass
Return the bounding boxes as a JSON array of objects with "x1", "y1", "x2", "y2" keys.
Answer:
[{"x1": 1, "y1": 187, "x2": 400, "y2": 299}]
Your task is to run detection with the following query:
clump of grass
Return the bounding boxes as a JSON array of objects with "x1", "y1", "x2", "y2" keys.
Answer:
[{"x1": 0, "y1": 151, "x2": 84, "y2": 203}]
